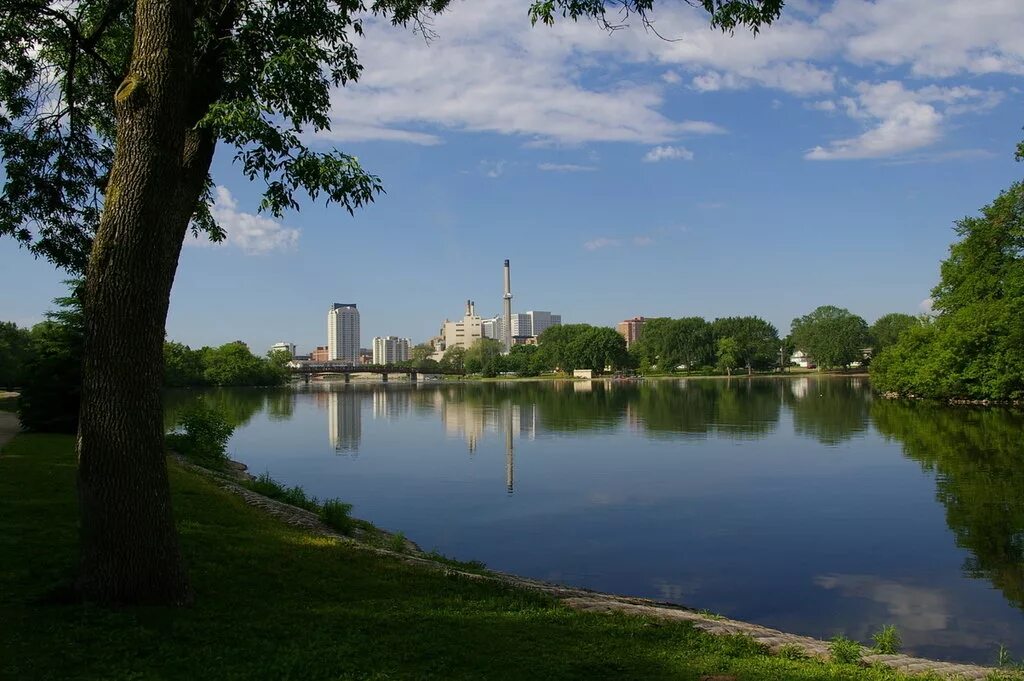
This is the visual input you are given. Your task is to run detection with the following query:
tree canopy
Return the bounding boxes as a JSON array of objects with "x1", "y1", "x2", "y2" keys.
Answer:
[
  {"x1": 869, "y1": 313, "x2": 920, "y2": 355},
  {"x1": 711, "y1": 316, "x2": 779, "y2": 375},
  {"x1": 790, "y1": 305, "x2": 869, "y2": 370},
  {"x1": 871, "y1": 181, "x2": 1024, "y2": 400}
]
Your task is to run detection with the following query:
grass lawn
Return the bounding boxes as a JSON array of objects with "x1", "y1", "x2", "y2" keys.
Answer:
[{"x1": 1, "y1": 434, "x2": 944, "y2": 680}]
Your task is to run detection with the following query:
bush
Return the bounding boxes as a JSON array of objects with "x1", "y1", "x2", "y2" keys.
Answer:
[
  {"x1": 320, "y1": 499, "x2": 354, "y2": 534},
  {"x1": 871, "y1": 625, "x2": 901, "y2": 654},
  {"x1": 166, "y1": 402, "x2": 234, "y2": 468},
  {"x1": 829, "y1": 635, "x2": 862, "y2": 664},
  {"x1": 17, "y1": 289, "x2": 84, "y2": 433}
]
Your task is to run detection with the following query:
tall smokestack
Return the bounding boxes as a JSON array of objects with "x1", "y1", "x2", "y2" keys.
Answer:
[{"x1": 502, "y1": 259, "x2": 512, "y2": 353}]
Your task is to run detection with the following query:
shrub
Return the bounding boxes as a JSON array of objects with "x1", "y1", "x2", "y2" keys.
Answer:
[
  {"x1": 320, "y1": 499, "x2": 354, "y2": 534},
  {"x1": 166, "y1": 401, "x2": 234, "y2": 469},
  {"x1": 829, "y1": 635, "x2": 862, "y2": 664},
  {"x1": 871, "y1": 625, "x2": 902, "y2": 654},
  {"x1": 777, "y1": 644, "x2": 807, "y2": 660}
]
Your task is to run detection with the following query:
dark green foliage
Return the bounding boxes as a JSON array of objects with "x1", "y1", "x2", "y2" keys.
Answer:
[
  {"x1": 164, "y1": 341, "x2": 207, "y2": 387},
  {"x1": 165, "y1": 341, "x2": 287, "y2": 387},
  {"x1": 712, "y1": 316, "x2": 780, "y2": 374},
  {"x1": 632, "y1": 317, "x2": 715, "y2": 372},
  {"x1": 790, "y1": 306, "x2": 870, "y2": 370},
  {"x1": 872, "y1": 182, "x2": 1024, "y2": 400},
  {"x1": 464, "y1": 338, "x2": 504, "y2": 377},
  {"x1": 439, "y1": 345, "x2": 466, "y2": 374},
  {"x1": 320, "y1": 499, "x2": 354, "y2": 535},
  {"x1": 870, "y1": 313, "x2": 920, "y2": 355},
  {"x1": 2, "y1": 433, "x2": 937, "y2": 681},
  {"x1": 872, "y1": 625, "x2": 902, "y2": 655},
  {"x1": 536, "y1": 324, "x2": 628, "y2": 373},
  {"x1": 165, "y1": 401, "x2": 235, "y2": 469},
  {"x1": 16, "y1": 286, "x2": 84, "y2": 433},
  {"x1": 246, "y1": 472, "x2": 321, "y2": 514},
  {"x1": 506, "y1": 344, "x2": 542, "y2": 377},
  {"x1": 0, "y1": 321, "x2": 32, "y2": 388},
  {"x1": 829, "y1": 635, "x2": 862, "y2": 664}
]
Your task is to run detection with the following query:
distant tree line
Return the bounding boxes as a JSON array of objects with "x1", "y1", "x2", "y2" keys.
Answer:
[{"x1": 164, "y1": 341, "x2": 289, "y2": 387}]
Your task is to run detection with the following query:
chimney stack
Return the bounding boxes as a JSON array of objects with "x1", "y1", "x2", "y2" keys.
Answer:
[{"x1": 502, "y1": 259, "x2": 513, "y2": 353}]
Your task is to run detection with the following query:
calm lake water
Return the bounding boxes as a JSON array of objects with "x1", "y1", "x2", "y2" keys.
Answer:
[{"x1": 166, "y1": 376, "x2": 1024, "y2": 664}]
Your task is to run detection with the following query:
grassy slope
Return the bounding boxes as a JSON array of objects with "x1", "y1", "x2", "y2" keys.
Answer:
[{"x1": 2, "y1": 435, "x2": 926, "y2": 681}]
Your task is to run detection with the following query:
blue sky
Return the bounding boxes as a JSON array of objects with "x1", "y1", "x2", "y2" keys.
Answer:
[{"x1": 2, "y1": 0, "x2": 1023, "y2": 354}]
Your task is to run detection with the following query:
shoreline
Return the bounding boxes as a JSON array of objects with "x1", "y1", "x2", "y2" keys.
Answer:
[{"x1": 187, "y1": 453, "x2": 998, "y2": 679}]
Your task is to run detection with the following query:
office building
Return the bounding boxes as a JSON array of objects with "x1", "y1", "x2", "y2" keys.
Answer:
[
  {"x1": 310, "y1": 346, "x2": 329, "y2": 362},
  {"x1": 511, "y1": 310, "x2": 561, "y2": 339},
  {"x1": 372, "y1": 336, "x2": 411, "y2": 365},
  {"x1": 327, "y1": 303, "x2": 360, "y2": 364}
]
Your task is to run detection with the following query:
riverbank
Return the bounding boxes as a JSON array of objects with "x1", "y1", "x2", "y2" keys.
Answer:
[{"x1": 1, "y1": 434, "x2": 1010, "y2": 680}]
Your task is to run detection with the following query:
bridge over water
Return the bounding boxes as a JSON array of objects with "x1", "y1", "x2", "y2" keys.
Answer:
[{"x1": 287, "y1": 362, "x2": 464, "y2": 383}]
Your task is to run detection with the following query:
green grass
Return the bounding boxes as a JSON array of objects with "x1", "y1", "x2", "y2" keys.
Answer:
[{"x1": 1, "y1": 434, "x2": 946, "y2": 680}]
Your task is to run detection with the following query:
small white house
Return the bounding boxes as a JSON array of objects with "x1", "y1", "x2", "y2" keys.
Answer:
[
  {"x1": 790, "y1": 350, "x2": 815, "y2": 369},
  {"x1": 572, "y1": 369, "x2": 594, "y2": 379}
]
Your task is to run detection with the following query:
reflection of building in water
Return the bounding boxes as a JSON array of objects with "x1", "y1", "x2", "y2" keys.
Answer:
[
  {"x1": 505, "y1": 403, "x2": 514, "y2": 495},
  {"x1": 440, "y1": 396, "x2": 500, "y2": 454},
  {"x1": 790, "y1": 377, "x2": 810, "y2": 399},
  {"x1": 327, "y1": 390, "x2": 361, "y2": 452},
  {"x1": 511, "y1": 403, "x2": 537, "y2": 441},
  {"x1": 372, "y1": 388, "x2": 411, "y2": 421}
]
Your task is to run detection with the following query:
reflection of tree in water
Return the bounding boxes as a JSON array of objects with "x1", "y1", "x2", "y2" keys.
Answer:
[
  {"x1": 164, "y1": 388, "x2": 267, "y2": 429},
  {"x1": 872, "y1": 400, "x2": 1024, "y2": 610},
  {"x1": 426, "y1": 379, "x2": 782, "y2": 440},
  {"x1": 265, "y1": 389, "x2": 295, "y2": 421},
  {"x1": 784, "y1": 376, "x2": 870, "y2": 445}
]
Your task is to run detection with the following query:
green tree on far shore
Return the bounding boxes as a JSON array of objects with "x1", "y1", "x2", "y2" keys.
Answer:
[
  {"x1": 790, "y1": 305, "x2": 869, "y2": 370},
  {"x1": 0, "y1": 322, "x2": 32, "y2": 388},
  {"x1": 712, "y1": 316, "x2": 779, "y2": 375}
]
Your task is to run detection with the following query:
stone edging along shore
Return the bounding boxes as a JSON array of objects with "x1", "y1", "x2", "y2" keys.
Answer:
[{"x1": 179, "y1": 457, "x2": 999, "y2": 681}]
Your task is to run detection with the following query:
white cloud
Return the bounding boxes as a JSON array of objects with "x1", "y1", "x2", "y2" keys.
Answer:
[
  {"x1": 538, "y1": 163, "x2": 598, "y2": 172},
  {"x1": 643, "y1": 145, "x2": 694, "y2": 162},
  {"x1": 633, "y1": 236, "x2": 654, "y2": 246},
  {"x1": 583, "y1": 237, "x2": 621, "y2": 251},
  {"x1": 919, "y1": 297, "x2": 935, "y2": 314},
  {"x1": 300, "y1": 0, "x2": 1017, "y2": 156},
  {"x1": 193, "y1": 186, "x2": 300, "y2": 255},
  {"x1": 821, "y1": 0, "x2": 1024, "y2": 77},
  {"x1": 805, "y1": 80, "x2": 1002, "y2": 160},
  {"x1": 480, "y1": 160, "x2": 507, "y2": 178}
]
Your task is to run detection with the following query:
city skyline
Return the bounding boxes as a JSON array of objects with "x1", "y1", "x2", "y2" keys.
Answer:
[{"x1": 2, "y1": 0, "x2": 1022, "y2": 353}]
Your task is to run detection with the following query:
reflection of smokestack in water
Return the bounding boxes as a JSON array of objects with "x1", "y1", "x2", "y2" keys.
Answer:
[
  {"x1": 502, "y1": 259, "x2": 512, "y2": 353},
  {"x1": 505, "y1": 403, "x2": 514, "y2": 494}
]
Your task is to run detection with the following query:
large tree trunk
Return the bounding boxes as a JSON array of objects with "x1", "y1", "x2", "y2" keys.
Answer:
[{"x1": 77, "y1": 0, "x2": 206, "y2": 605}]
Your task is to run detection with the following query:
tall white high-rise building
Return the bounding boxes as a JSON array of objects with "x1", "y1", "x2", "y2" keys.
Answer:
[
  {"x1": 327, "y1": 303, "x2": 360, "y2": 364},
  {"x1": 509, "y1": 311, "x2": 562, "y2": 339},
  {"x1": 372, "y1": 336, "x2": 411, "y2": 364}
]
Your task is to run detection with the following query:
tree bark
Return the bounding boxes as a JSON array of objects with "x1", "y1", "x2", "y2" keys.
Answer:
[{"x1": 77, "y1": 0, "x2": 206, "y2": 605}]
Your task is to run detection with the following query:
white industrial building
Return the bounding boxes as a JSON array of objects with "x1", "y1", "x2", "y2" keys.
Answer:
[
  {"x1": 372, "y1": 336, "x2": 411, "y2": 365},
  {"x1": 269, "y1": 342, "x2": 296, "y2": 357},
  {"x1": 327, "y1": 303, "x2": 360, "y2": 364}
]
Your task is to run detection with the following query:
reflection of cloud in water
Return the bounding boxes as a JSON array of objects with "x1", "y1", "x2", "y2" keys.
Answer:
[
  {"x1": 815, "y1": 573, "x2": 950, "y2": 631},
  {"x1": 652, "y1": 578, "x2": 702, "y2": 603}
]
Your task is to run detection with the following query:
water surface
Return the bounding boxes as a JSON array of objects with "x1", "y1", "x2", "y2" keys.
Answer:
[{"x1": 166, "y1": 377, "x2": 1024, "y2": 663}]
